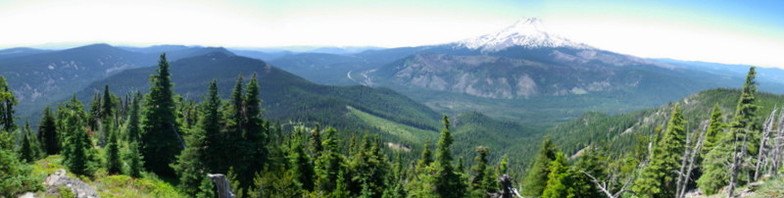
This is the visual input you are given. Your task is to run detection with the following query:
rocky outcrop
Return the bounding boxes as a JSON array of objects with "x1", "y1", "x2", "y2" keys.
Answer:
[{"x1": 43, "y1": 169, "x2": 98, "y2": 198}]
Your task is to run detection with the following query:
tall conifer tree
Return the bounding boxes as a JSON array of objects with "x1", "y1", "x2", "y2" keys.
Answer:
[
  {"x1": 140, "y1": 54, "x2": 182, "y2": 177},
  {"x1": 633, "y1": 104, "x2": 686, "y2": 198},
  {"x1": 38, "y1": 106, "x2": 59, "y2": 155}
]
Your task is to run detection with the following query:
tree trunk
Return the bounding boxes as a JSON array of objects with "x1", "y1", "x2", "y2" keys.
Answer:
[{"x1": 209, "y1": 174, "x2": 235, "y2": 198}]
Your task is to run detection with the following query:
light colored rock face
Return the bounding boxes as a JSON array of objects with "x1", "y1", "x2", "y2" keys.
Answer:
[
  {"x1": 43, "y1": 169, "x2": 99, "y2": 198},
  {"x1": 375, "y1": 53, "x2": 650, "y2": 99}
]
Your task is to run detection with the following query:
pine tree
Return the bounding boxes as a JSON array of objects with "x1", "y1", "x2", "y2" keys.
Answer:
[
  {"x1": 310, "y1": 125, "x2": 323, "y2": 156},
  {"x1": 0, "y1": 76, "x2": 16, "y2": 132},
  {"x1": 196, "y1": 80, "x2": 226, "y2": 172},
  {"x1": 98, "y1": 85, "x2": 115, "y2": 145},
  {"x1": 88, "y1": 91, "x2": 101, "y2": 132},
  {"x1": 61, "y1": 97, "x2": 97, "y2": 176},
  {"x1": 104, "y1": 127, "x2": 122, "y2": 174},
  {"x1": 235, "y1": 74, "x2": 268, "y2": 194},
  {"x1": 38, "y1": 106, "x2": 59, "y2": 155},
  {"x1": 633, "y1": 104, "x2": 686, "y2": 198},
  {"x1": 469, "y1": 146, "x2": 496, "y2": 197},
  {"x1": 698, "y1": 67, "x2": 758, "y2": 195},
  {"x1": 19, "y1": 122, "x2": 37, "y2": 163},
  {"x1": 382, "y1": 153, "x2": 407, "y2": 198},
  {"x1": 200, "y1": 80, "x2": 223, "y2": 174},
  {"x1": 497, "y1": 154, "x2": 508, "y2": 176},
  {"x1": 197, "y1": 175, "x2": 216, "y2": 198},
  {"x1": 522, "y1": 139, "x2": 558, "y2": 197},
  {"x1": 288, "y1": 129, "x2": 315, "y2": 191},
  {"x1": 541, "y1": 152, "x2": 570, "y2": 198},
  {"x1": 315, "y1": 127, "x2": 343, "y2": 193},
  {"x1": 124, "y1": 93, "x2": 142, "y2": 142},
  {"x1": 427, "y1": 115, "x2": 466, "y2": 197},
  {"x1": 124, "y1": 142, "x2": 144, "y2": 178},
  {"x1": 174, "y1": 80, "x2": 221, "y2": 195},
  {"x1": 701, "y1": 104, "x2": 725, "y2": 156},
  {"x1": 332, "y1": 170, "x2": 351, "y2": 198},
  {"x1": 347, "y1": 136, "x2": 388, "y2": 197},
  {"x1": 140, "y1": 54, "x2": 183, "y2": 177}
]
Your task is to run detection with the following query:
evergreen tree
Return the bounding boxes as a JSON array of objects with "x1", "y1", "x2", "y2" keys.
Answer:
[
  {"x1": 288, "y1": 129, "x2": 315, "y2": 191},
  {"x1": 469, "y1": 146, "x2": 496, "y2": 197},
  {"x1": 698, "y1": 67, "x2": 758, "y2": 195},
  {"x1": 497, "y1": 154, "x2": 508, "y2": 176},
  {"x1": 701, "y1": 104, "x2": 725, "y2": 156},
  {"x1": 310, "y1": 125, "x2": 323, "y2": 156},
  {"x1": 235, "y1": 74, "x2": 268, "y2": 194},
  {"x1": 0, "y1": 76, "x2": 16, "y2": 132},
  {"x1": 633, "y1": 104, "x2": 686, "y2": 198},
  {"x1": 124, "y1": 142, "x2": 144, "y2": 178},
  {"x1": 571, "y1": 145, "x2": 605, "y2": 198},
  {"x1": 88, "y1": 91, "x2": 101, "y2": 132},
  {"x1": 382, "y1": 153, "x2": 407, "y2": 198},
  {"x1": 197, "y1": 175, "x2": 216, "y2": 198},
  {"x1": 19, "y1": 122, "x2": 37, "y2": 163},
  {"x1": 427, "y1": 115, "x2": 466, "y2": 197},
  {"x1": 174, "y1": 80, "x2": 221, "y2": 196},
  {"x1": 61, "y1": 97, "x2": 97, "y2": 176},
  {"x1": 124, "y1": 93, "x2": 142, "y2": 142},
  {"x1": 38, "y1": 106, "x2": 59, "y2": 155},
  {"x1": 347, "y1": 136, "x2": 388, "y2": 197},
  {"x1": 104, "y1": 127, "x2": 122, "y2": 174},
  {"x1": 200, "y1": 80, "x2": 223, "y2": 174},
  {"x1": 541, "y1": 152, "x2": 570, "y2": 198},
  {"x1": 140, "y1": 54, "x2": 183, "y2": 177},
  {"x1": 315, "y1": 127, "x2": 342, "y2": 193},
  {"x1": 522, "y1": 139, "x2": 558, "y2": 197},
  {"x1": 332, "y1": 170, "x2": 351, "y2": 198}
]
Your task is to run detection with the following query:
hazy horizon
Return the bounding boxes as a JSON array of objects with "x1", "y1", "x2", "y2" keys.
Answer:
[{"x1": 1, "y1": 0, "x2": 782, "y2": 68}]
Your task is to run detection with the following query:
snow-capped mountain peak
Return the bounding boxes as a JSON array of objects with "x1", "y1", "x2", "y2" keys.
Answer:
[{"x1": 457, "y1": 18, "x2": 591, "y2": 52}]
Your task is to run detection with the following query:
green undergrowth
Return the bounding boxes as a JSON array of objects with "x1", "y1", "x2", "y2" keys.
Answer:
[{"x1": 32, "y1": 155, "x2": 185, "y2": 198}]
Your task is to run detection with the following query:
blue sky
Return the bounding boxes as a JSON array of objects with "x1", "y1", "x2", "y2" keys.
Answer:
[{"x1": 0, "y1": 0, "x2": 782, "y2": 67}]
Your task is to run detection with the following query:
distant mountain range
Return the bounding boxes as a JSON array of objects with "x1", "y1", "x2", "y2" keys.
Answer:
[{"x1": 262, "y1": 18, "x2": 784, "y2": 127}]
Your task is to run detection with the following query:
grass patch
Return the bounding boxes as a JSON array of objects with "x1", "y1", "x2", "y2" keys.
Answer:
[
  {"x1": 347, "y1": 106, "x2": 437, "y2": 144},
  {"x1": 753, "y1": 176, "x2": 784, "y2": 198},
  {"x1": 32, "y1": 155, "x2": 186, "y2": 198}
]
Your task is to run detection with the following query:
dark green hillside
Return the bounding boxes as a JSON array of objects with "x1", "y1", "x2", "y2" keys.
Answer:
[
  {"x1": 548, "y1": 88, "x2": 784, "y2": 155},
  {"x1": 77, "y1": 52, "x2": 442, "y2": 136}
]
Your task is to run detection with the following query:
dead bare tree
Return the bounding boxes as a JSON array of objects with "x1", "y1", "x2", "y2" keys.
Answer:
[
  {"x1": 489, "y1": 174, "x2": 522, "y2": 198},
  {"x1": 580, "y1": 170, "x2": 635, "y2": 198},
  {"x1": 209, "y1": 173, "x2": 235, "y2": 198},
  {"x1": 675, "y1": 120, "x2": 709, "y2": 198},
  {"x1": 728, "y1": 127, "x2": 750, "y2": 198},
  {"x1": 767, "y1": 108, "x2": 784, "y2": 177},
  {"x1": 754, "y1": 108, "x2": 778, "y2": 181}
]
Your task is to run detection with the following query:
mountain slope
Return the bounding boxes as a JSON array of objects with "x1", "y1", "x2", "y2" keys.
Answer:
[
  {"x1": 76, "y1": 52, "x2": 442, "y2": 137},
  {"x1": 0, "y1": 44, "x2": 155, "y2": 116},
  {"x1": 0, "y1": 47, "x2": 50, "y2": 59},
  {"x1": 547, "y1": 88, "x2": 784, "y2": 155},
  {"x1": 0, "y1": 44, "x2": 246, "y2": 117}
]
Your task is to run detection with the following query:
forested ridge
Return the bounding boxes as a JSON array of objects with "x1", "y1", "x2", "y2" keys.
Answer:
[{"x1": 1, "y1": 55, "x2": 784, "y2": 197}]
